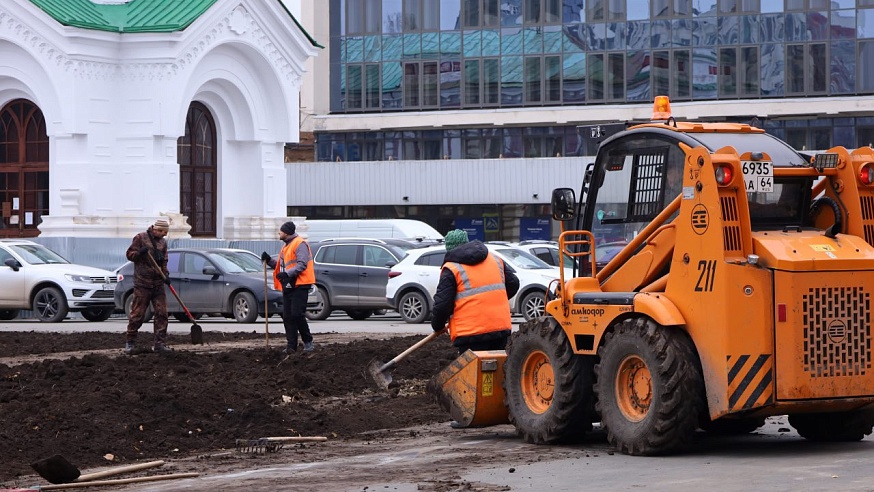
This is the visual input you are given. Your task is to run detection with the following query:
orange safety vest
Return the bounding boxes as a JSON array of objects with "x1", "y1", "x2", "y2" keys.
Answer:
[
  {"x1": 273, "y1": 236, "x2": 315, "y2": 289},
  {"x1": 442, "y1": 252, "x2": 512, "y2": 341}
]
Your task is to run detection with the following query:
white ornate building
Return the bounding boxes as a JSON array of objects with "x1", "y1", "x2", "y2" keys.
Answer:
[{"x1": 0, "y1": 0, "x2": 319, "y2": 239}]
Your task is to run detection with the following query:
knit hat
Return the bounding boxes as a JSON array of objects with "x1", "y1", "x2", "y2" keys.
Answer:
[
  {"x1": 280, "y1": 221, "x2": 296, "y2": 235},
  {"x1": 153, "y1": 219, "x2": 170, "y2": 231},
  {"x1": 444, "y1": 229, "x2": 469, "y2": 252}
]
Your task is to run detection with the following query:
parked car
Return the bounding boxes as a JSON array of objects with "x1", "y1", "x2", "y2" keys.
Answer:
[
  {"x1": 514, "y1": 239, "x2": 625, "y2": 275},
  {"x1": 305, "y1": 237, "x2": 428, "y2": 321},
  {"x1": 0, "y1": 239, "x2": 118, "y2": 322},
  {"x1": 114, "y1": 248, "x2": 283, "y2": 323},
  {"x1": 385, "y1": 243, "x2": 562, "y2": 324}
]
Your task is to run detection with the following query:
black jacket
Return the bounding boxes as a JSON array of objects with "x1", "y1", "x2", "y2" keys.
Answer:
[{"x1": 430, "y1": 241, "x2": 519, "y2": 345}]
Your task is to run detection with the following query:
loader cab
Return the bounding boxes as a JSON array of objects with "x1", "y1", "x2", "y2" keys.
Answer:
[{"x1": 578, "y1": 126, "x2": 815, "y2": 241}]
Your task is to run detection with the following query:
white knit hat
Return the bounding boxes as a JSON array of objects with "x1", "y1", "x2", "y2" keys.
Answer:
[{"x1": 153, "y1": 219, "x2": 170, "y2": 231}]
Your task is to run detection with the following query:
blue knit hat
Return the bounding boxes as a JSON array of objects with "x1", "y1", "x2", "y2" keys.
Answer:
[{"x1": 444, "y1": 229, "x2": 469, "y2": 252}]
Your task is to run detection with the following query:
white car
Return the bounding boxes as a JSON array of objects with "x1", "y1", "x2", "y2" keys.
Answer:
[
  {"x1": 0, "y1": 239, "x2": 119, "y2": 322},
  {"x1": 386, "y1": 243, "x2": 562, "y2": 324},
  {"x1": 514, "y1": 239, "x2": 625, "y2": 275}
]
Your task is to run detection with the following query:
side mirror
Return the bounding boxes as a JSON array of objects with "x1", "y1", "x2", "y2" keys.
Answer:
[
  {"x1": 4, "y1": 258, "x2": 21, "y2": 272},
  {"x1": 202, "y1": 265, "x2": 219, "y2": 276},
  {"x1": 551, "y1": 188, "x2": 576, "y2": 221},
  {"x1": 385, "y1": 260, "x2": 397, "y2": 268}
]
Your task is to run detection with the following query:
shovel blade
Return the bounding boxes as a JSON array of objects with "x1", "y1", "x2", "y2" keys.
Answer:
[
  {"x1": 367, "y1": 359, "x2": 392, "y2": 390},
  {"x1": 31, "y1": 454, "x2": 81, "y2": 484},
  {"x1": 190, "y1": 323, "x2": 203, "y2": 345}
]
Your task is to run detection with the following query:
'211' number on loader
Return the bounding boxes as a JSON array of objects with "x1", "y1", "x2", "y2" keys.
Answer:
[{"x1": 695, "y1": 260, "x2": 717, "y2": 292}]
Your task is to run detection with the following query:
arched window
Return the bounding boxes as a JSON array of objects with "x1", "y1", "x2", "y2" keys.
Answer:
[
  {"x1": 178, "y1": 102, "x2": 217, "y2": 237},
  {"x1": 0, "y1": 99, "x2": 48, "y2": 238}
]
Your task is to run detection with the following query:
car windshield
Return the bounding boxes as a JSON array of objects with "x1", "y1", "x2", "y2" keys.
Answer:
[
  {"x1": 10, "y1": 244, "x2": 69, "y2": 265},
  {"x1": 494, "y1": 248, "x2": 553, "y2": 270},
  {"x1": 206, "y1": 251, "x2": 263, "y2": 273}
]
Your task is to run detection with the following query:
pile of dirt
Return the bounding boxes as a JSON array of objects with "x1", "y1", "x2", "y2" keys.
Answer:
[{"x1": 0, "y1": 330, "x2": 459, "y2": 482}]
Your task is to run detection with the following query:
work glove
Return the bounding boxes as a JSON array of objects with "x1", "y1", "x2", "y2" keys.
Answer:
[
  {"x1": 261, "y1": 251, "x2": 271, "y2": 263},
  {"x1": 287, "y1": 273, "x2": 298, "y2": 286},
  {"x1": 163, "y1": 277, "x2": 171, "y2": 286},
  {"x1": 277, "y1": 271, "x2": 290, "y2": 286},
  {"x1": 138, "y1": 246, "x2": 150, "y2": 258}
]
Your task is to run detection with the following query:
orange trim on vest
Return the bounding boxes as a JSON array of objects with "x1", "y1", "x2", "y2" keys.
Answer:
[
  {"x1": 273, "y1": 236, "x2": 315, "y2": 289},
  {"x1": 443, "y1": 252, "x2": 512, "y2": 341}
]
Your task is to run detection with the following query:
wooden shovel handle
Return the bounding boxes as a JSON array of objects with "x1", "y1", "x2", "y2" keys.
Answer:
[{"x1": 380, "y1": 328, "x2": 446, "y2": 372}]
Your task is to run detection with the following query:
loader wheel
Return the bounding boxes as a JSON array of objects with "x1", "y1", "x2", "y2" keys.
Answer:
[
  {"x1": 503, "y1": 316, "x2": 595, "y2": 444},
  {"x1": 699, "y1": 416, "x2": 766, "y2": 435},
  {"x1": 595, "y1": 317, "x2": 704, "y2": 455},
  {"x1": 789, "y1": 409, "x2": 874, "y2": 442}
]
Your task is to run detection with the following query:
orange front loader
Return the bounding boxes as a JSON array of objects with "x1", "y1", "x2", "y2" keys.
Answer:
[{"x1": 431, "y1": 97, "x2": 874, "y2": 455}]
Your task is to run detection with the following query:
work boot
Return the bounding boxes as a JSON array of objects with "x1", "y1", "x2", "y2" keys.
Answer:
[
  {"x1": 123, "y1": 342, "x2": 134, "y2": 355},
  {"x1": 152, "y1": 343, "x2": 173, "y2": 354},
  {"x1": 302, "y1": 341, "x2": 314, "y2": 353},
  {"x1": 282, "y1": 346, "x2": 296, "y2": 355}
]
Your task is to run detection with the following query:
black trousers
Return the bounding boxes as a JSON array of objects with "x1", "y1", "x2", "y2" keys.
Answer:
[
  {"x1": 282, "y1": 285, "x2": 313, "y2": 350},
  {"x1": 454, "y1": 331, "x2": 509, "y2": 355}
]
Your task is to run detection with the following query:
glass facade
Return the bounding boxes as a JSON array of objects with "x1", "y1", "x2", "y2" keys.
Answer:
[{"x1": 321, "y1": 0, "x2": 874, "y2": 161}]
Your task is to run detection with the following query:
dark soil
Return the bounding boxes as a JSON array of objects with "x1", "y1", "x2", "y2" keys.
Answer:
[{"x1": 0, "y1": 331, "x2": 459, "y2": 484}]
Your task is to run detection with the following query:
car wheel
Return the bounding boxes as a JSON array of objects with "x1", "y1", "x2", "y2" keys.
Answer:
[
  {"x1": 0, "y1": 309, "x2": 19, "y2": 320},
  {"x1": 81, "y1": 307, "x2": 113, "y2": 322},
  {"x1": 232, "y1": 291, "x2": 259, "y2": 323},
  {"x1": 345, "y1": 310, "x2": 373, "y2": 320},
  {"x1": 32, "y1": 286, "x2": 68, "y2": 323},
  {"x1": 305, "y1": 286, "x2": 332, "y2": 320},
  {"x1": 520, "y1": 290, "x2": 547, "y2": 321},
  {"x1": 124, "y1": 293, "x2": 153, "y2": 323},
  {"x1": 398, "y1": 290, "x2": 429, "y2": 324}
]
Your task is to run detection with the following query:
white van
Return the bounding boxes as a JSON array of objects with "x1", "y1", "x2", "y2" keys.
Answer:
[{"x1": 300, "y1": 219, "x2": 443, "y2": 244}]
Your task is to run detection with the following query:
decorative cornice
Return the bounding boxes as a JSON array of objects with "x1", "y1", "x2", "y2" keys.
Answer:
[{"x1": 0, "y1": 4, "x2": 303, "y2": 85}]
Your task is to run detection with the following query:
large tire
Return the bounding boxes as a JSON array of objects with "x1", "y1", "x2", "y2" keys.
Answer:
[
  {"x1": 0, "y1": 309, "x2": 20, "y2": 320},
  {"x1": 32, "y1": 286, "x2": 68, "y2": 323},
  {"x1": 789, "y1": 410, "x2": 874, "y2": 442},
  {"x1": 699, "y1": 416, "x2": 766, "y2": 435},
  {"x1": 595, "y1": 317, "x2": 705, "y2": 456},
  {"x1": 81, "y1": 307, "x2": 114, "y2": 322},
  {"x1": 519, "y1": 290, "x2": 546, "y2": 322},
  {"x1": 305, "y1": 286, "x2": 332, "y2": 320},
  {"x1": 124, "y1": 293, "x2": 153, "y2": 323},
  {"x1": 503, "y1": 317, "x2": 596, "y2": 444},
  {"x1": 398, "y1": 290, "x2": 429, "y2": 324},
  {"x1": 345, "y1": 309, "x2": 373, "y2": 320},
  {"x1": 232, "y1": 291, "x2": 259, "y2": 323}
]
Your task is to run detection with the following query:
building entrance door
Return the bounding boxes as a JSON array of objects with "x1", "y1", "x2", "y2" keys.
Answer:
[{"x1": 0, "y1": 100, "x2": 49, "y2": 238}]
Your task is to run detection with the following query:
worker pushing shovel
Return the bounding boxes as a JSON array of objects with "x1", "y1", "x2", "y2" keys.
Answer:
[{"x1": 123, "y1": 219, "x2": 202, "y2": 355}]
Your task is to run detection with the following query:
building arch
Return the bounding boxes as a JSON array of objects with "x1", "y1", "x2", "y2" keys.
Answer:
[{"x1": 178, "y1": 41, "x2": 296, "y2": 237}]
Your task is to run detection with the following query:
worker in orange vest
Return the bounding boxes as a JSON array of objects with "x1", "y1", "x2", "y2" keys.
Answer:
[
  {"x1": 430, "y1": 229, "x2": 519, "y2": 354},
  {"x1": 262, "y1": 221, "x2": 316, "y2": 355}
]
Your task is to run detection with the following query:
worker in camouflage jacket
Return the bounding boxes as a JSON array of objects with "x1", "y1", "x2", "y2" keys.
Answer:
[{"x1": 123, "y1": 218, "x2": 172, "y2": 354}]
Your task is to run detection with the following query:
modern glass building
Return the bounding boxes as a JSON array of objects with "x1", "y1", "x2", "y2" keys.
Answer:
[
  {"x1": 314, "y1": 0, "x2": 874, "y2": 162},
  {"x1": 290, "y1": 0, "x2": 874, "y2": 240}
]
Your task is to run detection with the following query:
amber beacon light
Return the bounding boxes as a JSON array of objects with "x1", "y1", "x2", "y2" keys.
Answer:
[{"x1": 652, "y1": 95, "x2": 672, "y2": 120}]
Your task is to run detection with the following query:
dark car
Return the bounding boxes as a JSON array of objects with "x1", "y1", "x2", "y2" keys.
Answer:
[
  {"x1": 305, "y1": 237, "x2": 428, "y2": 321},
  {"x1": 114, "y1": 248, "x2": 283, "y2": 323}
]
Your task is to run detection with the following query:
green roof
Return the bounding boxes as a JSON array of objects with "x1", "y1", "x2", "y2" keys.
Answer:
[{"x1": 28, "y1": 0, "x2": 323, "y2": 47}]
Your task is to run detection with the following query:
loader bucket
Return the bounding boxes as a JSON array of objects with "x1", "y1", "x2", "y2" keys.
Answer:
[{"x1": 426, "y1": 350, "x2": 510, "y2": 428}]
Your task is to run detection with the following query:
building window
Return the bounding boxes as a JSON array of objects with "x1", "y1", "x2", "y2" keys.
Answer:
[
  {"x1": 786, "y1": 43, "x2": 826, "y2": 95},
  {"x1": 524, "y1": 56, "x2": 542, "y2": 103}
]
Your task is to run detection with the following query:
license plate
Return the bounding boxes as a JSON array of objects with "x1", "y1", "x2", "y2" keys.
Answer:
[
  {"x1": 102, "y1": 284, "x2": 115, "y2": 291},
  {"x1": 741, "y1": 160, "x2": 773, "y2": 193}
]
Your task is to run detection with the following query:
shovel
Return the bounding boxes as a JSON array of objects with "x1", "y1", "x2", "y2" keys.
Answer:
[
  {"x1": 31, "y1": 455, "x2": 165, "y2": 485},
  {"x1": 263, "y1": 258, "x2": 270, "y2": 350},
  {"x1": 145, "y1": 252, "x2": 203, "y2": 345},
  {"x1": 367, "y1": 328, "x2": 446, "y2": 390}
]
